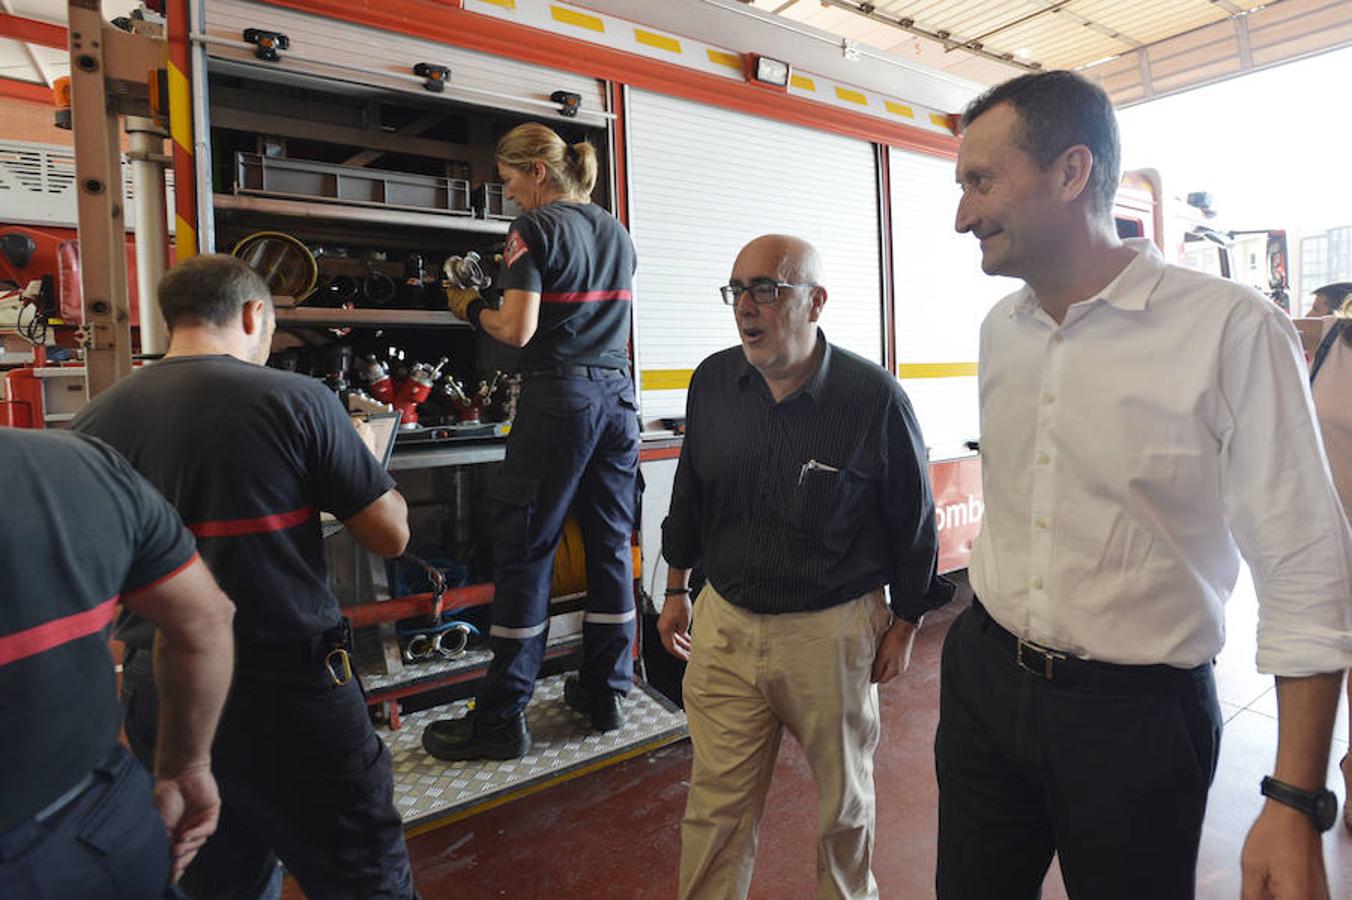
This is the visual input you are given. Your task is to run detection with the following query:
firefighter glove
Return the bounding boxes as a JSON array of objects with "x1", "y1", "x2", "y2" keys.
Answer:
[{"x1": 446, "y1": 286, "x2": 481, "y2": 322}]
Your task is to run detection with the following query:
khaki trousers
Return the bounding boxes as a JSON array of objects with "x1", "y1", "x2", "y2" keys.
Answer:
[{"x1": 678, "y1": 585, "x2": 892, "y2": 900}]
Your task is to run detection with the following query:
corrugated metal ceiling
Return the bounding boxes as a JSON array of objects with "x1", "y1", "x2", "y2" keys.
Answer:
[
  {"x1": 1, "y1": 1, "x2": 1349, "y2": 108},
  {"x1": 744, "y1": 0, "x2": 1351, "y2": 104}
]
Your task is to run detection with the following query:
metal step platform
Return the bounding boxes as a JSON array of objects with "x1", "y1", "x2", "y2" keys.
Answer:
[{"x1": 385, "y1": 674, "x2": 687, "y2": 832}]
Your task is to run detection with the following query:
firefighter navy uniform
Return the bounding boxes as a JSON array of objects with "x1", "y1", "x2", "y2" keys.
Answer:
[
  {"x1": 0, "y1": 429, "x2": 198, "y2": 898},
  {"x1": 424, "y1": 199, "x2": 640, "y2": 758},
  {"x1": 72, "y1": 358, "x2": 416, "y2": 900}
]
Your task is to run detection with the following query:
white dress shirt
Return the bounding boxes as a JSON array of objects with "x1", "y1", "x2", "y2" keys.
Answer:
[{"x1": 971, "y1": 238, "x2": 1352, "y2": 675}]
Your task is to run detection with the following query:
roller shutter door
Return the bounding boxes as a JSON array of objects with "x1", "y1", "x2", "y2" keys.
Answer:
[
  {"x1": 890, "y1": 146, "x2": 1019, "y2": 456},
  {"x1": 204, "y1": 0, "x2": 608, "y2": 127},
  {"x1": 628, "y1": 88, "x2": 884, "y2": 423}
]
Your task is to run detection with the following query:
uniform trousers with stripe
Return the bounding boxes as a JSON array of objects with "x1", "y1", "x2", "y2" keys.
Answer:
[
  {"x1": 679, "y1": 585, "x2": 893, "y2": 900},
  {"x1": 477, "y1": 371, "x2": 641, "y2": 721}
]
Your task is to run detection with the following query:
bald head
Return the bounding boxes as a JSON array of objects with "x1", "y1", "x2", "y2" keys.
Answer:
[
  {"x1": 733, "y1": 234, "x2": 825, "y2": 288},
  {"x1": 729, "y1": 234, "x2": 828, "y2": 397}
]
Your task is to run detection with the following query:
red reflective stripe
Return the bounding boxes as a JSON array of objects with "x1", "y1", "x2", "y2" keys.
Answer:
[
  {"x1": 188, "y1": 506, "x2": 315, "y2": 538},
  {"x1": 540, "y1": 290, "x2": 633, "y2": 304},
  {"x1": 0, "y1": 596, "x2": 120, "y2": 667},
  {"x1": 124, "y1": 552, "x2": 200, "y2": 596}
]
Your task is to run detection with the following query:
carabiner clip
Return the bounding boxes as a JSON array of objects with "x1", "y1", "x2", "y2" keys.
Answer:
[{"x1": 325, "y1": 647, "x2": 353, "y2": 686}]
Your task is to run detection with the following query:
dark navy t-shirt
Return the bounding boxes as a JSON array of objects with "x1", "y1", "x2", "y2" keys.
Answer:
[
  {"x1": 0, "y1": 429, "x2": 196, "y2": 831},
  {"x1": 72, "y1": 355, "x2": 394, "y2": 648},
  {"x1": 498, "y1": 201, "x2": 635, "y2": 370}
]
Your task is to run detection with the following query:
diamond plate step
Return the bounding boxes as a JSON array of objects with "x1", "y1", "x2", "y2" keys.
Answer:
[{"x1": 385, "y1": 674, "x2": 687, "y2": 829}]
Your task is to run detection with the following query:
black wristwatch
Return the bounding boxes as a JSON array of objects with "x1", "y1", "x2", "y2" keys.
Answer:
[{"x1": 1260, "y1": 776, "x2": 1338, "y2": 832}]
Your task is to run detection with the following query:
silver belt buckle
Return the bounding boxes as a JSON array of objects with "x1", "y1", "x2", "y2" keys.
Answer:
[{"x1": 1016, "y1": 638, "x2": 1066, "y2": 680}]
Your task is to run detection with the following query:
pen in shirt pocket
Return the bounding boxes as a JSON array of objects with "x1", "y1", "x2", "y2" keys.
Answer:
[{"x1": 798, "y1": 459, "x2": 840, "y2": 485}]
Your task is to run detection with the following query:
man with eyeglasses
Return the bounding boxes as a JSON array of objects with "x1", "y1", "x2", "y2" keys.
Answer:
[{"x1": 658, "y1": 234, "x2": 954, "y2": 899}]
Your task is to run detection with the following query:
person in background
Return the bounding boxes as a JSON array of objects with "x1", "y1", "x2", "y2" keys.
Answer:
[
  {"x1": 425, "y1": 121, "x2": 640, "y2": 761},
  {"x1": 1295, "y1": 290, "x2": 1352, "y2": 827},
  {"x1": 72, "y1": 254, "x2": 416, "y2": 899},
  {"x1": 0, "y1": 427, "x2": 235, "y2": 896},
  {"x1": 1308, "y1": 281, "x2": 1352, "y2": 318},
  {"x1": 944, "y1": 69, "x2": 1352, "y2": 899},
  {"x1": 659, "y1": 234, "x2": 952, "y2": 899}
]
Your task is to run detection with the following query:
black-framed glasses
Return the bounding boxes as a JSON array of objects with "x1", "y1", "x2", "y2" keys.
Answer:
[{"x1": 719, "y1": 278, "x2": 815, "y2": 306}]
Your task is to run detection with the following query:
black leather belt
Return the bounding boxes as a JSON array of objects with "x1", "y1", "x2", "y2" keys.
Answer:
[
  {"x1": 125, "y1": 626, "x2": 354, "y2": 687},
  {"x1": 969, "y1": 598, "x2": 1209, "y2": 693},
  {"x1": 522, "y1": 365, "x2": 627, "y2": 380}
]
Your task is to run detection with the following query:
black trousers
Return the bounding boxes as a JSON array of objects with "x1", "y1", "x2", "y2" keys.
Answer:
[
  {"x1": 935, "y1": 601, "x2": 1222, "y2": 900},
  {"x1": 124, "y1": 644, "x2": 415, "y2": 900},
  {"x1": 0, "y1": 744, "x2": 182, "y2": 898}
]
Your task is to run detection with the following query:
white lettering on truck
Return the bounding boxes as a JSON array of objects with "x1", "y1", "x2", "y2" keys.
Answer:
[{"x1": 936, "y1": 496, "x2": 984, "y2": 532}]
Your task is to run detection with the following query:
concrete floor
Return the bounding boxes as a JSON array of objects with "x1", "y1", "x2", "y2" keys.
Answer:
[{"x1": 287, "y1": 570, "x2": 1352, "y2": 898}]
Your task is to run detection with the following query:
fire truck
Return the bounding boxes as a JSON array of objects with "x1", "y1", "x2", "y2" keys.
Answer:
[{"x1": 0, "y1": 0, "x2": 1180, "y2": 824}]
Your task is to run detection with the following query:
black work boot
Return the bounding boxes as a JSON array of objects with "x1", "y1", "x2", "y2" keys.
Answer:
[
  {"x1": 422, "y1": 709, "x2": 531, "y2": 761},
  {"x1": 564, "y1": 676, "x2": 625, "y2": 733}
]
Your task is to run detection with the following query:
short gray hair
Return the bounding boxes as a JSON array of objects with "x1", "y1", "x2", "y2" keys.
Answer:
[{"x1": 158, "y1": 254, "x2": 271, "y2": 329}]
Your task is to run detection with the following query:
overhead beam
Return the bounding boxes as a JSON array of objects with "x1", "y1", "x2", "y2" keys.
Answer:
[
  {"x1": 0, "y1": 11, "x2": 67, "y2": 50},
  {"x1": 1034, "y1": 0, "x2": 1145, "y2": 50},
  {"x1": 0, "y1": 74, "x2": 52, "y2": 103},
  {"x1": 967, "y1": 2, "x2": 1075, "y2": 47},
  {"x1": 211, "y1": 107, "x2": 470, "y2": 160},
  {"x1": 815, "y1": 0, "x2": 1040, "y2": 71},
  {"x1": 342, "y1": 109, "x2": 451, "y2": 167},
  {"x1": 1, "y1": 3, "x2": 56, "y2": 87}
]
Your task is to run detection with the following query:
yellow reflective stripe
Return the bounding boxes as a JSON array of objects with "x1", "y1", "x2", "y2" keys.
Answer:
[
  {"x1": 706, "y1": 49, "x2": 742, "y2": 70},
  {"x1": 641, "y1": 369, "x2": 694, "y2": 391},
  {"x1": 885, "y1": 101, "x2": 914, "y2": 118},
  {"x1": 789, "y1": 74, "x2": 816, "y2": 91},
  {"x1": 835, "y1": 87, "x2": 867, "y2": 106},
  {"x1": 551, "y1": 6, "x2": 605, "y2": 31},
  {"x1": 477, "y1": 0, "x2": 516, "y2": 7},
  {"x1": 635, "y1": 29, "x2": 681, "y2": 54},
  {"x1": 898, "y1": 362, "x2": 978, "y2": 379},
  {"x1": 930, "y1": 112, "x2": 953, "y2": 130},
  {"x1": 174, "y1": 217, "x2": 197, "y2": 261},
  {"x1": 167, "y1": 63, "x2": 191, "y2": 154}
]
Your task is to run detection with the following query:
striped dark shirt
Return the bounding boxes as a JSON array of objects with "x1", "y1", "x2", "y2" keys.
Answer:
[{"x1": 662, "y1": 335, "x2": 953, "y2": 621}]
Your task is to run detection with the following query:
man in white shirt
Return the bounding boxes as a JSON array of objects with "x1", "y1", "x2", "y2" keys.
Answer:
[{"x1": 939, "y1": 69, "x2": 1352, "y2": 899}]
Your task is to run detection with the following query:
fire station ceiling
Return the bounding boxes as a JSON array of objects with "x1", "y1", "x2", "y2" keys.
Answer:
[
  {"x1": 1, "y1": 0, "x2": 1350, "y2": 108},
  {"x1": 0, "y1": 0, "x2": 67, "y2": 89},
  {"x1": 741, "y1": 0, "x2": 1352, "y2": 104}
]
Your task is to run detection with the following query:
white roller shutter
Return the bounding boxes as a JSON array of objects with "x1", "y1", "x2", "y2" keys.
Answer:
[
  {"x1": 203, "y1": 0, "x2": 608, "y2": 127},
  {"x1": 890, "y1": 146, "x2": 1019, "y2": 457},
  {"x1": 628, "y1": 89, "x2": 884, "y2": 424}
]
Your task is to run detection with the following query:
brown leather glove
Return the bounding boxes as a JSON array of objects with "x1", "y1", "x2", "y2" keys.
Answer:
[{"x1": 445, "y1": 286, "x2": 481, "y2": 321}]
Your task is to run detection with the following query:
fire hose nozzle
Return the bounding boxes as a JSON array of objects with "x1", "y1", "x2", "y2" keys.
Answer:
[
  {"x1": 401, "y1": 622, "x2": 474, "y2": 663},
  {"x1": 443, "y1": 251, "x2": 492, "y2": 291}
]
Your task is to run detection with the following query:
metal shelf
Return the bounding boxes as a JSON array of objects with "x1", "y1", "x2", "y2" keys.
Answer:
[
  {"x1": 389, "y1": 441, "x2": 507, "y2": 471},
  {"x1": 274, "y1": 306, "x2": 466, "y2": 327},
  {"x1": 213, "y1": 193, "x2": 512, "y2": 234}
]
